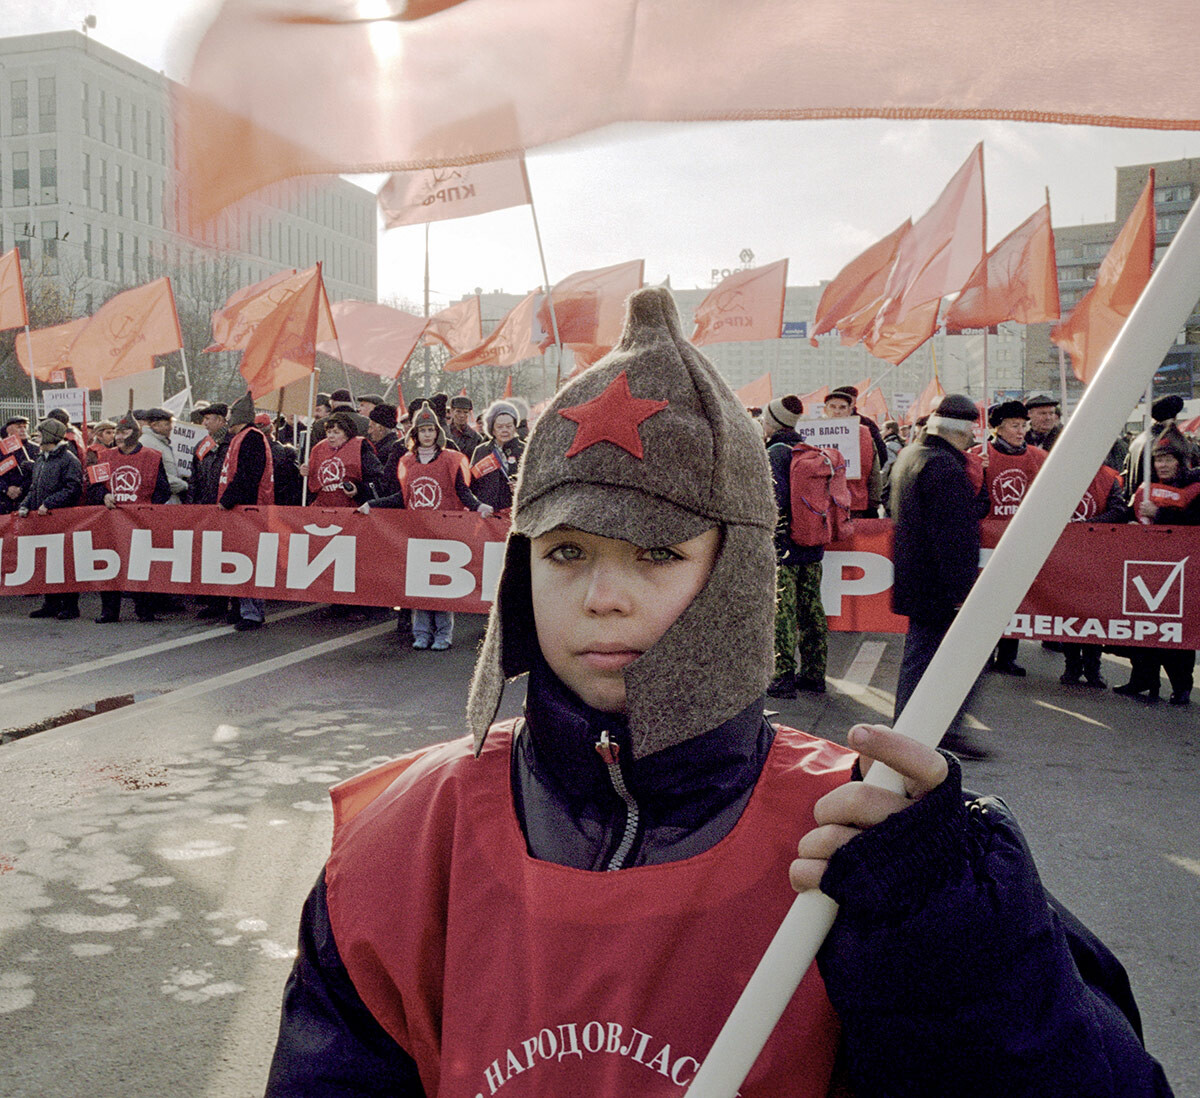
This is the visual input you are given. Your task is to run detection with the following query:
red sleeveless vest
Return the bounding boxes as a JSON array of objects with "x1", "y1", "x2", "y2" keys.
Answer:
[
  {"x1": 1133, "y1": 478, "x2": 1200, "y2": 522},
  {"x1": 326, "y1": 721, "x2": 853, "y2": 1097},
  {"x1": 219, "y1": 427, "x2": 275, "y2": 506},
  {"x1": 971, "y1": 444, "x2": 1047, "y2": 520},
  {"x1": 97, "y1": 445, "x2": 162, "y2": 504},
  {"x1": 307, "y1": 436, "x2": 362, "y2": 507},
  {"x1": 1072, "y1": 465, "x2": 1121, "y2": 522},
  {"x1": 845, "y1": 424, "x2": 875, "y2": 511},
  {"x1": 398, "y1": 448, "x2": 469, "y2": 510}
]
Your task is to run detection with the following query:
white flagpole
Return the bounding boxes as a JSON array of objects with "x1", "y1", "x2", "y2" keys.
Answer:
[
  {"x1": 1141, "y1": 383, "x2": 1153, "y2": 498},
  {"x1": 685, "y1": 178, "x2": 1200, "y2": 1098},
  {"x1": 521, "y1": 159, "x2": 562, "y2": 388},
  {"x1": 301, "y1": 371, "x2": 315, "y2": 506},
  {"x1": 22, "y1": 325, "x2": 39, "y2": 415}
]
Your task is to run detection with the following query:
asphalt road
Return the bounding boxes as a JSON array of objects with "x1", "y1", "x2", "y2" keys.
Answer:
[{"x1": 0, "y1": 594, "x2": 1195, "y2": 1097}]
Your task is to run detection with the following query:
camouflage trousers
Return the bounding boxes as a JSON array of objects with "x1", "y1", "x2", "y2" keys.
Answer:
[{"x1": 774, "y1": 561, "x2": 827, "y2": 681}]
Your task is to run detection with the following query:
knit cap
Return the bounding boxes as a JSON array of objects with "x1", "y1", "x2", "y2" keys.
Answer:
[
  {"x1": 468, "y1": 286, "x2": 777, "y2": 760},
  {"x1": 406, "y1": 403, "x2": 446, "y2": 448},
  {"x1": 927, "y1": 393, "x2": 979, "y2": 433},
  {"x1": 762, "y1": 395, "x2": 803, "y2": 436},
  {"x1": 37, "y1": 417, "x2": 68, "y2": 445}
]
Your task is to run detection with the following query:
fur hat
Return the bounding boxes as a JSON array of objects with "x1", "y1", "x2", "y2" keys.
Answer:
[
  {"x1": 37, "y1": 417, "x2": 68, "y2": 445},
  {"x1": 1151, "y1": 394, "x2": 1185, "y2": 423},
  {"x1": 483, "y1": 400, "x2": 521, "y2": 437},
  {"x1": 430, "y1": 392, "x2": 449, "y2": 420},
  {"x1": 450, "y1": 394, "x2": 473, "y2": 411},
  {"x1": 1024, "y1": 391, "x2": 1059, "y2": 411},
  {"x1": 1154, "y1": 425, "x2": 1192, "y2": 464},
  {"x1": 369, "y1": 402, "x2": 398, "y2": 429},
  {"x1": 988, "y1": 400, "x2": 1028, "y2": 428},
  {"x1": 143, "y1": 408, "x2": 172, "y2": 422},
  {"x1": 116, "y1": 410, "x2": 140, "y2": 435},
  {"x1": 467, "y1": 286, "x2": 777, "y2": 760},
  {"x1": 227, "y1": 391, "x2": 256, "y2": 429},
  {"x1": 763, "y1": 394, "x2": 803, "y2": 436},
  {"x1": 406, "y1": 404, "x2": 446, "y2": 448},
  {"x1": 330, "y1": 388, "x2": 353, "y2": 404},
  {"x1": 324, "y1": 410, "x2": 361, "y2": 440}
]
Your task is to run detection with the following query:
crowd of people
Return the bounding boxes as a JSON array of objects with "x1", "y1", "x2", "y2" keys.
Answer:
[{"x1": 0, "y1": 387, "x2": 531, "y2": 637}]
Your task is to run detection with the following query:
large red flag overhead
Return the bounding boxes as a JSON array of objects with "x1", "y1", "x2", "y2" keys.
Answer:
[
  {"x1": 692, "y1": 259, "x2": 788, "y2": 346},
  {"x1": 810, "y1": 221, "x2": 910, "y2": 345},
  {"x1": 422, "y1": 296, "x2": 483, "y2": 355},
  {"x1": 315, "y1": 301, "x2": 428, "y2": 380},
  {"x1": 871, "y1": 143, "x2": 986, "y2": 339},
  {"x1": 68, "y1": 279, "x2": 184, "y2": 391},
  {"x1": 944, "y1": 202, "x2": 1060, "y2": 332},
  {"x1": 379, "y1": 157, "x2": 530, "y2": 229},
  {"x1": 865, "y1": 298, "x2": 941, "y2": 366},
  {"x1": 444, "y1": 290, "x2": 543, "y2": 371},
  {"x1": 239, "y1": 264, "x2": 322, "y2": 398},
  {"x1": 207, "y1": 266, "x2": 336, "y2": 352},
  {"x1": 16, "y1": 317, "x2": 88, "y2": 383},
  {"x1": 0, "y1": 248, "x2": 28, "y2": 331},
  {"x1": 177, "y1": 2, "x2": 1200, "y2": 225},
  {"x1": 1052, "y1": 172, "x2": 1156, "y2": 385},
  {"x1": 538, "y1": 260, "x2": 645, "y2": 354}
]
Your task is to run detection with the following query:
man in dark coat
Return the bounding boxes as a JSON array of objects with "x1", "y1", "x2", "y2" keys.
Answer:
[
  {"x1": 888, "y1": 393, "x2": 989, "y2": 728},
  {"x1": 446, "y1": 395, "x2": 482, "y2": 456},
  {"x1": 218, "y1": 394, "x2": 272, "y2": 630},
  {"x1": 0, "y1": 416, "x2": 35, "y2": 513},
  {"x1": 1024, "y1": 391, "x2": 1064, "y2": 452},
  {"x1": 19, "y1": 417, "x2": 84, "y2": 619}
]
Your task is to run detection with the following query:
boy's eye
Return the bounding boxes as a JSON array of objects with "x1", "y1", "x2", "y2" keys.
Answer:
[
  {"x1": 546, "y1": 543, "x2": 584, "y2": 562},
  {"x1": 644, "y1": 547, "x2": 682, "y2": 564}
]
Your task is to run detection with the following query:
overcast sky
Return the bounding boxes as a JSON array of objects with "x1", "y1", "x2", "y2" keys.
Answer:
[{"x1": 13, "y1": 1, "x2": 1200, "y2": 311}]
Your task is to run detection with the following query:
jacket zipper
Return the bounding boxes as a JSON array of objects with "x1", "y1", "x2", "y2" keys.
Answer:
[{"x1": 595, "y1": 729, "x2": 640, "y2": 871}]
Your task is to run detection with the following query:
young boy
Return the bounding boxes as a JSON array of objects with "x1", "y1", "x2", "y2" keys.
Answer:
[{"x1": 266, "y1": 289, "x2": 1171, "y2": 1096}]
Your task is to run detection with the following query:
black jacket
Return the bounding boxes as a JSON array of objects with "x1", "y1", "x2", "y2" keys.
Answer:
[
  {"x1": 219, "y1": 427, "x2": 268, "y2": 508},
  {"x1": 20, "y1": 443, "x2": 83, "y2": 511},
  {"x1": 888, "y1": 431, "x2": 987, "y2": 621},
  {"x1": 467, "y1": 437, "x2": 524, "y2": 510}
]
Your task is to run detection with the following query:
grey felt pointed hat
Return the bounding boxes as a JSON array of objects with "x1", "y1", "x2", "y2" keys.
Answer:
[{"x1": 467, "y1": 286, "x2": 777, "y2": 759}]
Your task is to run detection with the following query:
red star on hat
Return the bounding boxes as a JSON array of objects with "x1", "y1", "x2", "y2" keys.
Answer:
[{"x1": 558, "y1": 371, "x2": 669, "y2": 459}]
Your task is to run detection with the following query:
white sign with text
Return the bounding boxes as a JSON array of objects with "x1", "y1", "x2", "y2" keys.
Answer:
[{"x1": 794, "y1": 417, "x2": 862, "y2": 479}]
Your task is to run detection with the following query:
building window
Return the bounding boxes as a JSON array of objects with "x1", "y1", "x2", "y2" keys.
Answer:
[
  {"x1": 99, "y1": 90, "x2": 107, "y2": 142},
  {"x1": 116, "y1": 164, "x2": 124, "y2": 215},
  {"x1": 1155, "y1": 184, "x2": 1193, "y2": 205},
  {"x1": 132, "y1": 169, "x2": 139, "y2": 220},
  {"x1": 117, "y1": 232, "x2": 125, "y2": 279},
  {"x1": 15, "y1": 233, "x2": 29, "y2": 262},
  {"x1": 146, "y1": 175, "x2": 154, "y2": 223},
  {"x1": 81, "y1": 82, "x2": 90, "y2": 136},
  {"x1": 114, "y1": 96, "x2": 123, "y2": 148},
  {"x1": 83, "y1": 153, "x2": 92, "y2": 207},
  {"x1": 130, "y1": 103, "x2": 138, "y2": 155},
  {"x1": 40, "y1": 221, "x2": 58, "y2": 274},
  {"x1": 86, "y1": 223, "x2": 94, "y2": 276},
  {"x1": 39, "y1": 148, "x2": 57, "y2": 204},
  {"x1": 145, "y1": 110, "x2": 152, "y2": 158},
  {"x1": 132, "y1": 236, "x2": 140, "y2": 279},
  {"x1": 38, "y1": 77, "x2": 56, "y2": 132},
  {"x1": 159, "y1": 117, "x2": 165, "y2": 165},
  {"x1": 99, "y1": 159, "x2": 108, "y2": 211},
  {"x1": 1157, "y1": 212, "x2": 1185, "y2": 234},
  {"x1": 11, "y1": 80, "x2": 28, "y2": 135},
  {"x1": 12, "y1": 151, "x2": 30, "y2": 207},
  {"x1": 102, "y1": 227, "x2": 110, "y2": 278}
]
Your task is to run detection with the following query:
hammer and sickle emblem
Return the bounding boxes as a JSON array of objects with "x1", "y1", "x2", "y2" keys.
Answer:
[{"x1": 410, "y1": 477, "x2": 442, "y2": 509}]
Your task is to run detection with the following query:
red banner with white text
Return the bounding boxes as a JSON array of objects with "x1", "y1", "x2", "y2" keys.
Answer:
[{"x1": 0, "y1": 510, "x2": 1196, "y2": 648}]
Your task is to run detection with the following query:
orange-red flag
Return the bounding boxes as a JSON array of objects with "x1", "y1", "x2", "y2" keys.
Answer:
[
  {"x1": 16, "y1": 317, "x2": 88, "y2": 382},
  {"x1": 503, "y1": 374, "x2": 513, "y2": 399},
  {"x1": 944, "y1": 202, "x2": 1060, "y2": 332},
  {"x1": 692, "y1": 259, "x2": 788, "y2": 346},
  {"x1": 1052, "y1": 172, "x2": 1155, "y2": 385},
  {"x1": 905, "y1": 376, "x2": 945, "y2": 425},
  {"x1": 810, "y1": 222, "x2": 910, "y2": 345},
  {"x1": 0, "y1": 248, "x2": 28, "y2": 331},
  {"x1": 869, "y1": 144, "x2": 985, "y2": 347},
  {"x1": 444, "y1": 290, "x2": 542, "y2": 371},
  {"x1": 207, "y1": 266, "x2": 336, "y2": 352},
  {"x1": 379, "y1": 157, "x2": 530, "y2": 228},
  {"x1": 316, "y1": 301, "x2": 428, "y2": 380},
  {"x1": 422, "y1": 296, "x2": 483, "y2": 355},
  {"x1": 538, "y1": 260, "x2": 644, "y2": 354},
  {"x1": 855, "y1": 384, "x2": 891, "y2": 425},
  {"x1": 68, "y1": 279, "x2": 184, "y2": 391},
  {"x1": 866, "y1": 299, "x2": 941, "y2": 366},
  {"x1": 238, "y1": 265, "x2": 321, "y2": 399},
  {"x1": 797, "y1": 386, "x2": 829, "y2": 415},
  {"x1": 735, "y1": 372, "x2": 774, "y2": 409},
  {"x1": 177, "y1": 2, "x2": 1200, "y2": 225}
]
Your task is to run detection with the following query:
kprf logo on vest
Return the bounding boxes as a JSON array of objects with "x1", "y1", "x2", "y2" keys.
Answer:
[
  {"x1": 408, "y1": 475, "x2": 443, "y2": 509},
  {"x1": 992, "y1": 467, "x2": 1028, "y2": 515},
  {"x1": 1122, "y1": 558, "x2": 1188, "y2": 618},
  {"x1": 110, "y1": 465, "x2": 143, "y2": 503},
  {"x1": 317, "y1": 456, "x2": 346, "y2": 491}
]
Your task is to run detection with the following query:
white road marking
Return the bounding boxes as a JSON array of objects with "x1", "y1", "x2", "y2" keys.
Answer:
[
  {"x1": 35, "y1": 621, "x2": 396, "y2": 734},
  {"x1": 1164, "y1": 854, "x2": 1200, "y2": 879},
  {"x1": 838, "y1": 641, "x2": 888, "y2": 695},
  {"x1": 0, "y1": 604, "x2": 321, "y2": 696},
  {"x1": 1031, "y1": 699, "x2": 1112, "y2": 728}
]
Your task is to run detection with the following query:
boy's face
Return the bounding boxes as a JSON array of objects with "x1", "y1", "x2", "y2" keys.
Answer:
[
  {"x1": 417, "y1": 425, "x2": 438, "y2": 447},
  {"x1": 530, "y1": 525, "x2": 721, "y2": 713}
]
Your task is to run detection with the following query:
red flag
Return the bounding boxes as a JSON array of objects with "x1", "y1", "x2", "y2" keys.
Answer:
[
  {"x1": 905, "y1": 376, "x2": 945, "y2": 425},
  {"x1": 797, "y1": 385, "x2": 829, "y2": 414},
  {"x1": 503, "y1": 374, "x2": 513, "y2": 398},
  {"x1": 865, "y1": 298, "x2": 941, "y2": 366},
  {"x1": 869, "y1": 143, "x2": 985, "y2": 348},
  {"x1": 735, "y1": 373, "x2": 774, "y2": 409},
  {"x1": 238, "y1": 265, "x2": 321, "y2": 399},
  {"x1": 810, "y1": 221, "x2": 910, "y2": 345},
  {"x1": 0, "y1": 248, "x2": 28, "y2": 331},
  {"x1": 177, "y1": 2, "x2": 1200, "y2": 225},
  {"x1": 1052, "y1": 172, "x2": 1155, "y2": 385},
  {"x1": 379, "y1": 157, "x2": 530, "y2": 228},
  {"x1": 87, "y1": 462, "x2": 112, "y2": 485},
  {"x1": 66, "y1": 279, "x2": 183, "y2": 391},
  {"x1": 207, "y1": 266, "x2": 336, "y2": 351},
  {"x1": 854, "y1": 383, "x2": 891, "y2": 425},
  {"x1": 944, "y1": 202, "x2": 1060, "y2": 332},
  {"x1": 692, "y1": 260, "x2": 788, "y2": 346},
  {"x1": 16, "y1": 317, "x2": 88, "y2": 382},
  {"x1": 422, "y1": 296, "x2": 483, "y2": 355},
  {"x1": 444, "y1": 291, "x2": 542, "y2": 371},
  {"x1": 315, "y1": 301, "x2": 428, "y2": 380},
  {"x1": 538, "y1": 260, "x2": 644, "y2": 354}
]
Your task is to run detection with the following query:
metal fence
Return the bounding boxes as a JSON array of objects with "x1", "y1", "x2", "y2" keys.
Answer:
[{"x1": 0, "y1": 397, "x2": 102, "y2": 423}]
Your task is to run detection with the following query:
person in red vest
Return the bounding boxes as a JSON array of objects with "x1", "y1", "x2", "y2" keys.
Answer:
[
  {"x1": 360, "y1": 404, "x2": 493, "y2": 649},
  {"x1": 89, "y1": 410, "x2": 172, "y2": 623},
  {"x1": 266, "y1": 288, "x2": 1170, "y2": 1098},
  {"x1": 1117, "y1": 430, "x2": 1200, "y2": 705},
  {"x1": 822, "y1": 386, "x2": 882, "y2": 518},
  {"x1": 218, "y1": 393, "x2": 275, "y2": 631},
  {"x1": 301, "y1": 411, "x2": 381, "y2": 508},
  {"x1": 971, "y1": 400, "x2": 1048, "y2": 676},
  {"x1": 87, "y1": 420, "x2": 117, "y2": 465}
]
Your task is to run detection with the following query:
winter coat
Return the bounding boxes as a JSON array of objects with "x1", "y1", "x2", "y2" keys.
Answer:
[
  {"x1": 264, "y1": 662, "x2": 1172, "y2": 1098},
  {"x1": 888, "y1": 431, "x2": 988, "y2": 622},
  {"x1": 139, "y1": 426, "x2": 187, "y2": 500},
  {"x1": 20, "y1": 443, "x2": 83, "y2": 512},
  {"x1": 467, "y1": 437, "x2": 525, "y2": 510}
]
